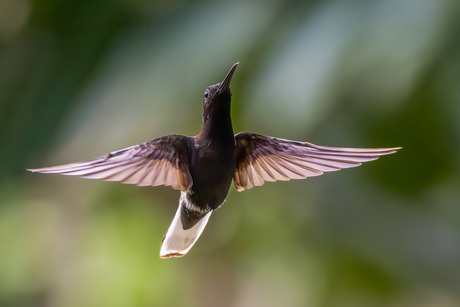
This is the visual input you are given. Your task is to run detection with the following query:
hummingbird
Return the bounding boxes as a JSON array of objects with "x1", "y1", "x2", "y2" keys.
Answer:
[{"x1": 28, "y1": 63, "x2": 401, "y2": 258}]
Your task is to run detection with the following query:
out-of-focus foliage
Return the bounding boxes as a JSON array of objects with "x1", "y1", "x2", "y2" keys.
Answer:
[{"x1": 1, "y1": 0, "x2": 460, "y2": 306}]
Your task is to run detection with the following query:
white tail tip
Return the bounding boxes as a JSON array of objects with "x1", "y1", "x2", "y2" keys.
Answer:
[{"x1": 160, "y1": 204, "x2": 212, "y2": 259}]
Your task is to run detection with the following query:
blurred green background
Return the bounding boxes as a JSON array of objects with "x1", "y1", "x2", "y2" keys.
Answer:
[{"x1": 1, "y1": 0, "x2": 460, "y2": 306}]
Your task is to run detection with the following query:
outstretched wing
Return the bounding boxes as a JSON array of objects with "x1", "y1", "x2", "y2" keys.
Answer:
[
  {"x1": 234, "y1": 132, "x2": 401, "y2": 192},
  {"x1": 28, "y1": 135, "x2": 193, "y2": 192}
]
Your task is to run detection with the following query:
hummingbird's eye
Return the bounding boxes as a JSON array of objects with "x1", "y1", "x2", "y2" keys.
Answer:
[{"x1": 204, "y1": 90, "x2": 210, "y2": 99}]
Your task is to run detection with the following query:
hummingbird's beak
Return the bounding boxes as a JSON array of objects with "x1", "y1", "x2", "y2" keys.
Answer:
[{"x1": 218, "y1": 62, "x2": 238, "y2": 92}]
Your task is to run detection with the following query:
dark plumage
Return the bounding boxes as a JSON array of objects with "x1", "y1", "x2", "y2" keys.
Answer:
[{"x1": 28, "y1": 63, "x2": 401, "y2": 258}]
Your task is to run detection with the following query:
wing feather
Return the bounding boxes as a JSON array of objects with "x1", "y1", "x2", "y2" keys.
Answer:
[
  {"x1": 234, "y1": 132, "x2": 401, "y2": 191},
  {"x1": 28, "y1": 135, "x2": 193, "y2": 192}
]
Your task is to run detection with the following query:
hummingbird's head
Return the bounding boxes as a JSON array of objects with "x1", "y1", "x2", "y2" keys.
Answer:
[{"x1": 202, "y1": 62, "x2": 238, "y2": 122}]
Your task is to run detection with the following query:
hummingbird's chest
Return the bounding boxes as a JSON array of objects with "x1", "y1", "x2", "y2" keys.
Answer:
[
  {"x1": 192, "y1": 140, "x2": 235, "y2": 177},
  {"x1": 188, "y1": 139, "x2": 236, "y2": 209}
]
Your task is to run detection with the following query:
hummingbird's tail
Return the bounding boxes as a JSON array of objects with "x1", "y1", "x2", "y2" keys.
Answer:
[{"x1": 160, "y1": 193, "x2": 212, "y2": 258}]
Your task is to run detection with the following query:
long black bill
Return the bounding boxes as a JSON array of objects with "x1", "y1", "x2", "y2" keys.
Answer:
[{"x1": 218, "y1": 62, "x2": 239, "y2": 92}]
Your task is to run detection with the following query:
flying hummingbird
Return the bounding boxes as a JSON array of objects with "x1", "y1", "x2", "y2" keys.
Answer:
[{"x1": 28, "y1": 63, "x2": 401, "y2": 258}]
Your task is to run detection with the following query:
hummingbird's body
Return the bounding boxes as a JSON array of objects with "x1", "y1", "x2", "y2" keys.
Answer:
[
  {"x1": 191, "y1": 85, "x2": 236, "y2": 213},
  {"x1": 28, "y1": 63, "x2": 401, "y2": 258}
]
